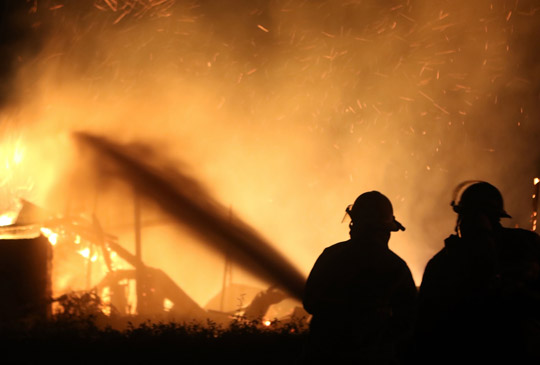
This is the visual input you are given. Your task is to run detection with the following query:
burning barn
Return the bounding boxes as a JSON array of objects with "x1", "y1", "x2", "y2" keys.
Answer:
[
  {"x1": 0, "y1": 136, "x2": 307, "y2": 327},
  {"x1": 0, "y1": 196, "x2": 305, "y2": 326}
]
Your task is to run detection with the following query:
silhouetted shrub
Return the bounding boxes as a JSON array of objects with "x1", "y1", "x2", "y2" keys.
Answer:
[{"x1": 2, "y1": 300, "x2": 309, "y2": 364}]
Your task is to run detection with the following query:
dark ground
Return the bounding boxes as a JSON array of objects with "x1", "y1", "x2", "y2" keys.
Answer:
[{"x1": 1, "y1": 316, "x2": 309, "y2": 365}]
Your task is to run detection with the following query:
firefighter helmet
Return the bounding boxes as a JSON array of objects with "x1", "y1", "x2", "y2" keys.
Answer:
[
  {"x1": 451, "y1": 181, "x2": 511, "y2": 218},
  {"x1": 345, "y1": 191, "x2": 405, "y2": 231}
]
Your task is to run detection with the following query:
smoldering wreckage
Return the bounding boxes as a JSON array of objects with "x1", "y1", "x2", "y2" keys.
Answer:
[{"x1": 0, "y1": 133, "x2": 309, "y2": 330}]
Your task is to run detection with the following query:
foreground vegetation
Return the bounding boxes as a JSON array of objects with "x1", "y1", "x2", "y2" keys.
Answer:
[{"x1": 1, "y1": 292, "x2": 309, "y2": 364}]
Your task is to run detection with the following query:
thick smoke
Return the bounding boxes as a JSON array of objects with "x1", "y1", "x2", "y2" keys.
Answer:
[
  {"x1": 0, "y1": 0, "x2": 539, "y2": 304},
  {"x1": 0, "y1": 1, "x2": 42, "y2": 109}
]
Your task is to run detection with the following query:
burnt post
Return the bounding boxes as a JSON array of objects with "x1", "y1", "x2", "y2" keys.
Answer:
[
  {"x1": 0, "y1": 235, "x2": 52, "y2": 326},
  {"x1": 134, "y1": 189, "x2": 147, "y2": 315}
]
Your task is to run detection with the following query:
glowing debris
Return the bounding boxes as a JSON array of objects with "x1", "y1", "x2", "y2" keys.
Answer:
[
  {"x1": 418, "y1": 91, "x2": 450, "y2": 114},
  {"x1": 0, "y1": 213, "x2": 16, "y2": 227},
  {"x1": 104, "y1": 0, "x2": 118, "y2": 12},
  {"x1": 40, "y1": 227, "x2": 59, "y2": 246},
  {"x1": 78, "y1": 247, "x2": 91, "y2": 259}
]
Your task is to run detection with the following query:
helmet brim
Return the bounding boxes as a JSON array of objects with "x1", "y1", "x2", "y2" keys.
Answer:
[
  {"x1": 390, "y1": 219, "x2": 405, "y2": 232},
  {"x1": 500, "y1": 210, "x2": 512, "y2": 218}
]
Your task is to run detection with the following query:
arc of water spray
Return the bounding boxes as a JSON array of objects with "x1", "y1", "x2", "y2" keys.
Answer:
[{"x1": 73, "y1": 132, "x2": 306, "y2": 300}]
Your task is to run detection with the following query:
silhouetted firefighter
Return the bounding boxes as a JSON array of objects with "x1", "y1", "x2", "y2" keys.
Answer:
[
  {"x1": 414, "y1": 181, "x2": 540, "y2": 365},
  {"x1": 302, "y1": 191, "x2": 417, "y2": 365}
]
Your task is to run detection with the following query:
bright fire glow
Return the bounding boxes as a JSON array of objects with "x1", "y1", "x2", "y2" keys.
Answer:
[
  {"x1": 40, "y1": 227, "x2": 58, "y2": 245},
  {"x1": 0, "y1": 136, "x2": 36, "y2": 222},
  {"x1": 48, "y1": 233, "x2": 58, "y2": 246},
  {"x1": 78, "y1": 247, "x2": 90, "y2": 258},
  {"x1": 164, "y1": 298, "x2": 174, "y2": 312},
  {"x1": 101, "y1": 287, "x2": 112, "y2": 316},
  {"x1": 76, "y1": 247, "x2": 99, "y2": 262},
  {"x1": 263, "y1": 320, "x2": 272, "y2": 327},
  {"x1": 12, "y1": 146, "x2": 24, "y2": 166},
  {"x1": 0, "y1": 212, "x2": 16, "y2": 226},
  {"x1": 534, "y1": 177, "x2": 539, "y2": 185},
  {"x1": 2, "y1": 138, "x2": 25, "y2": 169},
  {"x1": 40, "y1": 227, "x2": 52, "y2": 236}
]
